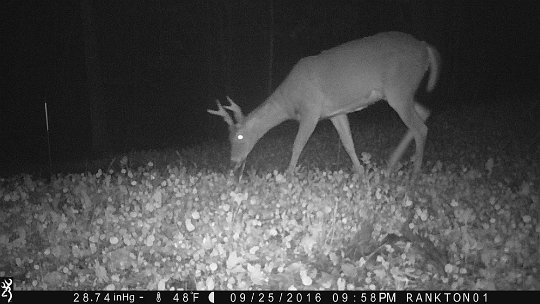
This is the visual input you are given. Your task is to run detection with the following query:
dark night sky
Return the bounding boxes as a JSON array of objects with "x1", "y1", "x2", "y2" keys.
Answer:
[{"x1": 1, "y1": 0, "x2": 538, "y2": 174}]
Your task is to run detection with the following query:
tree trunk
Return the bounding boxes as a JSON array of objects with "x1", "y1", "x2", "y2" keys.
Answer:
[
  {"x1": 223, "y1": 0, "x2": 232, "y2": 96},
  {"x1": 80, "y1": 0, "x2": 108, "y2": 155},
  {"x1": 266, "y1": 0, "x2": 274, "y2": 96}
]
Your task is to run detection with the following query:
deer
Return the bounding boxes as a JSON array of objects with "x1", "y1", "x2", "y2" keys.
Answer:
[{"x1": 208, "y1": 32, "x2": 441, "y2": 177}]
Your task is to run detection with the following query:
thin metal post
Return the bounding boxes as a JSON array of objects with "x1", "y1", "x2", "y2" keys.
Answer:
[{"x1": 44, "y1": 101, "x2": 53, "y2": 177}]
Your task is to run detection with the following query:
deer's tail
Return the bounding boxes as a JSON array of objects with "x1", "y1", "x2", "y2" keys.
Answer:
[{"x1": 426, "y1": 44, "x2": 441, "y2": 92}]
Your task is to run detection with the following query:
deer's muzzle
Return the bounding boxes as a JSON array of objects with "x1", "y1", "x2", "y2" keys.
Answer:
[{"x1": 231, "y1": 158, "x2": 246, "y2": 180}]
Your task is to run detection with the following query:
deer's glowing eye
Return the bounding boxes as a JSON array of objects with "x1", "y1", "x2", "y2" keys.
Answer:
[{"x1": 237, "y1": 134, "x2": 244, "y2": 140}]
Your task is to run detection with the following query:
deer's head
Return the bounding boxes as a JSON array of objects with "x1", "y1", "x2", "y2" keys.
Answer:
[{"x1": 207, "y1": 97, "x2": 253, "y2": 172}]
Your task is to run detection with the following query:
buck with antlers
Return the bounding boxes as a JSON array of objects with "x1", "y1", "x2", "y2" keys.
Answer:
[{"x1": 209, "y1": 32, "x2": 440, "y2": 176}]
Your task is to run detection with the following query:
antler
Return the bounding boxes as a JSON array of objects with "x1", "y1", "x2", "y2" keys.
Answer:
[
  {"x1": 224, "y1": 96, "x2": 244, "y2": 124},
  {"x1": 207, "y1": 100, "x2": 234, "y2": 126}
]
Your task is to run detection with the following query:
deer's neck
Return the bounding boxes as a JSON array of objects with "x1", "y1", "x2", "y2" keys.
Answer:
[{"x1": 245, "y1": 92, "x2": 290, "y2": 141}]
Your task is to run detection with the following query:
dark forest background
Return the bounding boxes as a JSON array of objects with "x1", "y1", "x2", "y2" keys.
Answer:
[{"x1": 1, "y1": 0, "x2": 538, "y2": 175}]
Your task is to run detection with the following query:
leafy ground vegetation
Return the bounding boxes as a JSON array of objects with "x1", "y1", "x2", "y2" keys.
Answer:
[{"x1": 1, "y1": 102, "x2": 538, "y2": 290}]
